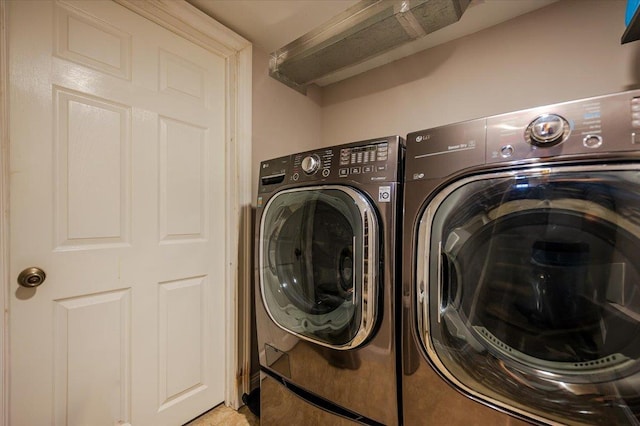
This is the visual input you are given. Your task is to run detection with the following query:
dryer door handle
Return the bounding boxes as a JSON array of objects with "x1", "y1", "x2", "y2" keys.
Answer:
[{"x1": 439, "y1": 250, "x2": 459, "y2": 311}]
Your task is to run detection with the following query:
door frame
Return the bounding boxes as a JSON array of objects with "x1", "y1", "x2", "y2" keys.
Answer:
[
  {"x1": 0, "y1": 0, "x2": 252, "y2": 422},
  {"x1": 0, "y1": 1, "x2": 9, "y2": 424}
]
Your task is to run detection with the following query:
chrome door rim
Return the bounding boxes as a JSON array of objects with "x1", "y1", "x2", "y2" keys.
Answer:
[{"x1": 260, "y1": 185, "x2": 379, "y2": 350}]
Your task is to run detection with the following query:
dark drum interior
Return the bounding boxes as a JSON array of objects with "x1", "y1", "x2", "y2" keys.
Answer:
[
  {"x1": 262, "y1": 188, "x2": 366, "y2": 346},
  {"x1": 427, "y1": 173, "x2": 640, "y2": 423},
  {"x1": 273, "y1": 198, "x2": 355, "y2": 316},
  {"x1": 444, "y1": 208, "x2": 640, "y2": 368}
]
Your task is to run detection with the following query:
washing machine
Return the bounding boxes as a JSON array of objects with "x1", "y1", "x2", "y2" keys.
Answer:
[
  {"x1": 255, "y1": 136, "x2": 404, "y2": 425},
  {"x1": 402, "y1": 90, "x2": 640, "y2": 425}
]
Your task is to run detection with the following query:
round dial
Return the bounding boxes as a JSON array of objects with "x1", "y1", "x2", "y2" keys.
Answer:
[
  {"x1": 301, "y1": 154, "x2": 321, "y2": 174},
  {"x1": 526, "y1": 114, "x2": 570, "y2": 147}
]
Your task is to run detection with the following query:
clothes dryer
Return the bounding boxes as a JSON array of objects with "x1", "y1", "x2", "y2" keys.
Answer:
[
  {"x1": 256, "y1": 136, "x2": 404, "y2": 425},
  {"x1": 403, "y1": 90, "x2": 640, "y2": 425}
]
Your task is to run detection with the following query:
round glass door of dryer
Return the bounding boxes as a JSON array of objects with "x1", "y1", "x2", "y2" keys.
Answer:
[
  {"x1": 417, "y1": 166, "x2": 640, "y2": 424},
  {"x1": 260, "y1": 186, "x2": 379, "y2": 349}
]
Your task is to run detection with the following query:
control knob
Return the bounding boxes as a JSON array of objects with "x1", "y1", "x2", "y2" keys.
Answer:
[
  {"x1": 525, "y1": 114, "x2": 570, "y2": 147},
  {"x1": 301, "y1": 154, "x2": 321, "y2": 175}
]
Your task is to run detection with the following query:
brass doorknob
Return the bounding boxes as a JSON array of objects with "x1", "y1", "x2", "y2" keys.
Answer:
[{"x1": 17, "y1": 267, "x2": 46, "y2": 288}]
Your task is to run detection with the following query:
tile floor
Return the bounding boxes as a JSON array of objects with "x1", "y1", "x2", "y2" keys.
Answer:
[{"x1": 186, "y1": 404, "x2": 259, "y2": 426}]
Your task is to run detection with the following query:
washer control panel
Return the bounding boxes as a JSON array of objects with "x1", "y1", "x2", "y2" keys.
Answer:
[
  {"x1": 291, "y1": 149, "x2": 334, "y2": 181},
  {"x1": 259, "y1": 136, "x2": 401, "y2": 193},
  {"x1": 337, "y1": 141, "x2": 390, "y2": 178}
]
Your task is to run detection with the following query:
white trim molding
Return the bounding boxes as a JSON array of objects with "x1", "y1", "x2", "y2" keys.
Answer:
[
  {"x1": 0, "y1": 1, "x2": 9, "y2": 424},
  {"x1": 234, "y1": 44, "x2": 254, "y2": 404}
]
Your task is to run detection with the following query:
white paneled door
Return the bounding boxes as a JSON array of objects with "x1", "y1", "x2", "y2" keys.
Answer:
[{"x1": 7, "y1": 1, "x2": 232, "y2": 424}]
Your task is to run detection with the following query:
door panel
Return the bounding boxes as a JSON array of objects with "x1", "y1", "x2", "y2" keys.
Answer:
[
  {"x1": 9, "y1": 1, "x2": 226, "y2": 424},
  {"x1": 54, "y1": 87, "x2": 132, "y2": 249},
  {"x1": 53, "y1": 290, "x2": 131, "y2": 425}
]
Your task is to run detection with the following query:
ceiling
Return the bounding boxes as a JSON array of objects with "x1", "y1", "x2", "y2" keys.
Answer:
[
  {"x1": 186, "y1": 0, "x2": 557, "y2": 86},
  {"x1": 186, "y1": 0, "x2": 361, "y2": 52}
]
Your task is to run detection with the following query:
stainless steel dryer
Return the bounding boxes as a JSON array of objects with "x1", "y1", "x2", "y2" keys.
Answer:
[
  {"x1": 402, "y1": 90, "x2": 640, "y2": 425},
  {"x1": 256, "y1": 136, "x2": 403, "y2": 425}
]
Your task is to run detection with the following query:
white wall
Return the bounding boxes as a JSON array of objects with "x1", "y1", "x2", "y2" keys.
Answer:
[
  {"x1": 321, "y1": 0, "x2": 640, "y2": 145},
  {"x1": 251, "y1": 48, "x2": 323, "y2": 201}
]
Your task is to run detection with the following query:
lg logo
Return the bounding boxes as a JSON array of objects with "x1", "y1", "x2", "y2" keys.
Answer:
[{"x1": 415, "y1": 134, "x2": 431, "y2": 142}]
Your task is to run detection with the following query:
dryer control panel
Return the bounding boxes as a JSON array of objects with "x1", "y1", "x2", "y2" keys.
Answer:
[
  {"x1": 258, "y1": 136, "x2": 402, "y2": 195},
  {"x1": 484, "y1": 90, "x2": 637, "y2": 164},
  {"x1": 406, "y1": 89, "x2": 640, "y2": 181}
]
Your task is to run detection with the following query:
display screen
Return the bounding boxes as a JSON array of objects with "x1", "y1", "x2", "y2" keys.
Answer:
[{"x1": 340, "y1": 142, "x2": 388, "y2": 166}]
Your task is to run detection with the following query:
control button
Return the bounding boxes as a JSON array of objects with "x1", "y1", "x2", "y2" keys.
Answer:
[
  {"x1": 583, "y1": 134, "x2": 603, "y2": 149},
  {"x1": 301, "y1": 154, "x2": 321, "y2": 174},
  {"x1": 500, "y1": 145, "x2": 514, "y2": 158},
  {"x1": 322, "y1": 168, "x2": 330, "y2": 177},
  {"x1": 363, "y1": 165, "x2": 373, "y2": 173},
  {"x1": 634, "y1": 112, "x2": 640, "y2": 120},
  {"x1": 632, "y1": 103, "x2": 640, "y2": 112},
  {"x1": 339, "y1": 168, "x2": 348, "y2": 177},
  {"x1": 377, "y1": 165, "x2": 387, "y2": 171},
  {"x1": 292, "y1": 172, "x2": 299, "y2": 181},
  {"x1": 350, "y1": 167, "x2": 361, "y2": 174},
  {"x1": 526, "y1": 114, "x2": 569, "y2": 147},
  {"x1": 633, "y1": 120, "x2": 640, "y2": 128}
]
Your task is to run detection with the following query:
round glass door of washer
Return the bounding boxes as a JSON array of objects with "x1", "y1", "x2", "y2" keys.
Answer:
[{"x1": 260, "y1": 186, "x2": 379, "y2": 349}]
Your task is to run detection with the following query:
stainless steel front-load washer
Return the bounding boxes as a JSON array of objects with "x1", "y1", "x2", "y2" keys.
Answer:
[
  {"x1": 256, "y1": 136, "x2": 403, "y2": 425},
  {"x1": 402, "y1": 90, "x2": 640, "y2": 425}
]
